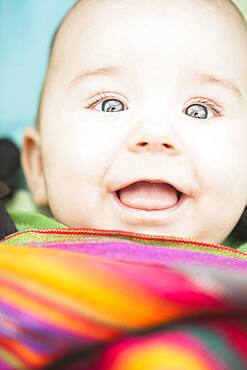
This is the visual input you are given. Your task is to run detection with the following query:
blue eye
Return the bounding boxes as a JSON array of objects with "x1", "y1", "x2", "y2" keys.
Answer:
[
  {"x1": 185, "y1": 104, "x2": 211, "y2": 119},
  {"x1": 98, "y1": 99, "x2": 125, "y2": 112}
]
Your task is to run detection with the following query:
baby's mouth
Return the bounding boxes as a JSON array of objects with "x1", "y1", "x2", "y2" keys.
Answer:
[{"x1": 116, "y1": 181, "x2": 182, "y2": 211}]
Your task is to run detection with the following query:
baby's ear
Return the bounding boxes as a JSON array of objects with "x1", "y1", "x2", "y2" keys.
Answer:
[{"x1": 21, "y1": 127, "x2": 48, "y2": 206}]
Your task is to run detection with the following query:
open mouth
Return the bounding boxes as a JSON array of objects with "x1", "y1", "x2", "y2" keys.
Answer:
[{"x1": 115, "y1": 181, "x2": 183, "y2": 211}]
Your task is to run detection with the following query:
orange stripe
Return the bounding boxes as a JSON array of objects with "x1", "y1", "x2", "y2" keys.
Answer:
[{"x1": 0, "y1": 337, "x2": 48, "y2": 367}]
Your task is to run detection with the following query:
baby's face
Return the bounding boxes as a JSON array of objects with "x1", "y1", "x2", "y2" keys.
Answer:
[{"x1": 23, "y1": 0, "x2": 247, "y2": 243}]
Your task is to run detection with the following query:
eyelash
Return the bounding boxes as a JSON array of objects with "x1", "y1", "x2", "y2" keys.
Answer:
[
  {"x1": 86, "y1": 90, "x2": 128, "y2": 109},
  {"x1": 184, "y1": 97, "x2": 224, "y2": 117},
  {"x1": 86, "y1": 91, "x2": 224, "y2": 117}
]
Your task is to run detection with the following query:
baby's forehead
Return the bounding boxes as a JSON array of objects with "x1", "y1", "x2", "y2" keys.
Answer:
[
  {"x1": 37, "y1": 0, "x2": 247, "y2": 131},
  {"x1": 45, "y1": 0, "x2": 247, "y2": 98},
  {"x1": 52, "y1": 0, "x2": 247, "y2": 57}
]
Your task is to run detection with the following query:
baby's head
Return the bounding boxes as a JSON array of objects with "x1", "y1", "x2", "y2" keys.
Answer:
[{"x1": 22, "y1": 0, "x2": 247, "y2": 243}]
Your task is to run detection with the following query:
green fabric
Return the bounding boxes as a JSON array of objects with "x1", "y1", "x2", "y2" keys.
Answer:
[
  {"x1": 236, "y1": 242, "x2": 247, "y2": 252},
  {"x1": 223, "y1": 234, "x2": 246, "y2": 250},
  {"x1": 8, "y1": 209, "x2": 247, "y2": 252},
  {"x1": 9, "y1": 210, "x2": 65, "y2": 231}
]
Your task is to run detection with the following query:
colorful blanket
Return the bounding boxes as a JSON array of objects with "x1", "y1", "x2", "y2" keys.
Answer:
[{"x1": 1, "y1": 227, "x2": 247, "y2": 369}]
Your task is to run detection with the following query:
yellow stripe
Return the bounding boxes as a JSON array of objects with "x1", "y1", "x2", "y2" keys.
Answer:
[
  {"x1": 0, "y1": 247, "x2": 188, "y2": 328},
  {"x1": 110, "y1": 343, "x2": 210, "y2": 370}
]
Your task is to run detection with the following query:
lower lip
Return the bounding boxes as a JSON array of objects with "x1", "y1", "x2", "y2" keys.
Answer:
[{"x1": 111, "y1": 191, "x2": 188, "y2": 221}]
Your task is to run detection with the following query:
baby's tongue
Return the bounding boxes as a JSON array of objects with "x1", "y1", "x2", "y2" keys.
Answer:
[{"x1": 118, "y1": 181, "x2": 178, "y2": 210}]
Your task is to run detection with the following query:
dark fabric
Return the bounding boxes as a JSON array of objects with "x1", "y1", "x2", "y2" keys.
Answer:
[
  {"x1": 0, "y1": 139, "x2": 20, "y2": 198},
  {"x1": 0, "y1": 139, "x2": 19, "y2": 238},
  {"x1": 229, "y1": 207, "x2": 247, "y2": 244},
  {"x1": 0, "y1": 203, "x2": 17, "y2": 240}
]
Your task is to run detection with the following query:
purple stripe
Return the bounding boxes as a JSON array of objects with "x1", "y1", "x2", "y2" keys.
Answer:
[
  {"x1": 29, "y1": 241, "x2": 247, "y2": 271},
  {"x1": 0, "y1": 300, "x2": 91, "y2": 352}
]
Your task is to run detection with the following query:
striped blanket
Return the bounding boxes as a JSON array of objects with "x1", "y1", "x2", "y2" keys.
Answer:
[{"x1": 0, "y1": 228, "x2": 247, "y2": 369}]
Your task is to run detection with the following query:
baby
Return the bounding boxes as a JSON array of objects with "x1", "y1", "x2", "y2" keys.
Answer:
[{"x1": 21, "y1": 0, "x2": 247, "y2": 245}]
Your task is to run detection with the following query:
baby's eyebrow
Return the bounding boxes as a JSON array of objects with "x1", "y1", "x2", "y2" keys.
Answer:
[
  {"x1": 193, "y1": 71, "x2": 243, "y2": 99},
  {"x1": 69, "y1": 65, "x2": 243, "y2": 99},
  {"x1": 69, "y1": 65, "x2": 122, "y2": 87}
]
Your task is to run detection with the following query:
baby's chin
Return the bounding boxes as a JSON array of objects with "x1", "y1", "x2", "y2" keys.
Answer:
[
  {"x1": 60, "y1": 214, "x2": 225, "y2": 244},
  {"x1": 52, "y1": 192, "x2": 226, "y2": 244}
]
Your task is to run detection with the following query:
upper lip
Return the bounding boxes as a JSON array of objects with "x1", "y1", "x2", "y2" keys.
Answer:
[{"x1": 110, "y1": 177, "x2": 191, "y2": 197}]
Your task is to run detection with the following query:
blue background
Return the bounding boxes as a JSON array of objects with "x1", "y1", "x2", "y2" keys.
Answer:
[{"x1": 1, "y1": 0, "x2": 76, "y2": 145}]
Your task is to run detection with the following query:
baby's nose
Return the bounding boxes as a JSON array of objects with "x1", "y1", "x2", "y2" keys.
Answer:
[{"x1": 127, "y1": 119, "x2": 181, "y2": 155}]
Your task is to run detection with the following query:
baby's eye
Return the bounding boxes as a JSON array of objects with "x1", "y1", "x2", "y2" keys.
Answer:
[
  {"x1": 95, "y1": 99, "x2": 125, "y2": 112},
  {"x1": 185, "y1": 104, "x2": 213, "y2": 119}
]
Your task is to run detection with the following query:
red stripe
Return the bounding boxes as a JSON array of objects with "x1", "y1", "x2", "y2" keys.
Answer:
[{"x1": 2, "y1": 229, "x2": 247, "y2": 257}]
